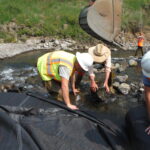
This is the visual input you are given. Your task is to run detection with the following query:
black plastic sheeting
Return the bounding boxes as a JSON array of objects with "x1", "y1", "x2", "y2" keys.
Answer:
[
  {"x1": 126, "y1": 105, "x2": 150, "y2": 150},
  {"x1": 0, "y1": 92, "x2": 130, "y2": 150}
]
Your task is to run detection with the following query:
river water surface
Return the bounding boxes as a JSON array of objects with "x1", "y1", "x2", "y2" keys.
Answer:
[{"x1": 0, "y1": 49, "x2": 144, "y2": 124}]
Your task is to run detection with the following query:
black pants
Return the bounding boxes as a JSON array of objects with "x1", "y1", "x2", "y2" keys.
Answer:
[{"x1": 135, "y1": 46, "x2": 144, "y2": 56}]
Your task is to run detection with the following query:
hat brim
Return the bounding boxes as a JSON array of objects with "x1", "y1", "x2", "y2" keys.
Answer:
[
  {"x1": 76, "y1": 52, "x2": 88, "y2": 71},
  {"x1": 142, "y1": 69, "x2": 150, "y2": 78},
  {"x1": 88, "y1": 46, "x2": 110, "y2": 63}
]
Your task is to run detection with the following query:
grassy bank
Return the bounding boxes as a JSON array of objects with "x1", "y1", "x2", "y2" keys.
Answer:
[
  {"x1": 0, "y1": 0, "x2": 149, "y2": 42},
  {"x1": 122, "y1": 0, "x2": 150, "y2": 32}
]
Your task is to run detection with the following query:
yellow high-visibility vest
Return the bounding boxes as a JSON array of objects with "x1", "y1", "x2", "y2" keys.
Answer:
[{"x1": 37, "y1": 51, "x2": 76, "y2": 81}]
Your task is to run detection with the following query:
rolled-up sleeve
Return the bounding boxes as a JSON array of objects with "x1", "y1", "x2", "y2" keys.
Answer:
[
  {"x1": 105, "y1": 55, "x2": 111, "y2": 72},
  {"x1": 88, "y1": 66, "x2": 95, "y2": 77},
  {"x1": 59, "y1": 65, "x2": 71, "y2": 80}
]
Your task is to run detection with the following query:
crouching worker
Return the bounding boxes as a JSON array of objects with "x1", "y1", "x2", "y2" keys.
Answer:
[
  {"x1": 75, "y1": 44, "x2": 111, "y2": 93},
  {"x1": 141, "y1": 51, "x2": 150, "y2": 135},
  {"x1": 37, "y1": 50, "x2": 94, "y2": 110},
  {"x1": 88, "y1": 44, "x2": 112, "y2": 93}
]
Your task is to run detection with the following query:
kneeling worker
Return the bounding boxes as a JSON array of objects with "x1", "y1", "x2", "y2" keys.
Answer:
[{"x1": 37, "y1": 50, "x2": 95, "y2": 110}]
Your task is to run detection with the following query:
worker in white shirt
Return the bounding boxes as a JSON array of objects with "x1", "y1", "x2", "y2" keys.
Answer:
[{"x1": 75, "y1": 44, "x2": 111, "y2": 93}]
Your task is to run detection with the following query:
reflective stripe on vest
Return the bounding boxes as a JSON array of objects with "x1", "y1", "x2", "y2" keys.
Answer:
[
  {"x1": 47, "y1": 52, "x2": 75, "y2": 81},
  {"x1": 37, "y1": 51, "x2": 76, "y2": 81}
]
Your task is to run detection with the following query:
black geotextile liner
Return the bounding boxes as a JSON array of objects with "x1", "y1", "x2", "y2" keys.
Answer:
[
  {"x1": 0, "y1": 92, "x2": 130, "y2": 150},
  {"x1": 126, "y1": 105, "x2": 150, "y2": 150},
  {"x1": 0, "y1": 92, "x2": 55, "y2": 109}
]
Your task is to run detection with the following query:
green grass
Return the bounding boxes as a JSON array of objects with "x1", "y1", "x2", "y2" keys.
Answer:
[
  {"x1": 0, "y1": 0, "x2": 149, "y2": 42},
  {"x1": 0, "y1": 31, "x2": 17, "y2": 42},
  {"x1": 122, "y1": 0, "x2": 150, "y2": 32},
  {"x1": 0, "y1": 0, "x2": 89, "y2": 41}
]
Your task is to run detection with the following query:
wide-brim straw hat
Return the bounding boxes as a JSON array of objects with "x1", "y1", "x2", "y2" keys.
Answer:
[{"x1": 88, "y1": 44, "x2": 111, "y2": 63}]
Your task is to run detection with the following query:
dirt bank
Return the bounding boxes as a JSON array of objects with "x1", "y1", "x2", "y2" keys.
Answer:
[{"x1": 0, "y1": 27, "x2": 149, "y2": 59}]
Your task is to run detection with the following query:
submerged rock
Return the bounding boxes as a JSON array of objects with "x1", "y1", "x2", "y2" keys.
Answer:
[
  {"x1": 128, "y1": 59, "x2": 138, "y2": 66},
  {"x1": 115, "y1": 75, "x2": 128, "y2": 83},
  {"x1": 118, "y1": 83, "x2": 131, "y2": 95}
]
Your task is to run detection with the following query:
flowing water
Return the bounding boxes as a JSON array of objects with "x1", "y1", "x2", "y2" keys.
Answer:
[{"x1": 0, "y1": 49, "x2": 143, "y2": 124}]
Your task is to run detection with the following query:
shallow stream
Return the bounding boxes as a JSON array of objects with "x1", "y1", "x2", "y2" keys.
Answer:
[{"x1": 0, "y1": 49, "x2": 144, "y2": 124}]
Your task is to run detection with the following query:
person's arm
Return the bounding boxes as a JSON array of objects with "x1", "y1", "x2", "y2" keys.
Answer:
[
  {"x1": 59, "y1": 66, "x2": 78, "y2": 110},
  {"x1": 88, "y1": 66, "x2": 98, "y2": 92},
  {"x1": 61, "y1": 77, "x2": 78, "y2": 110},
  {"x1": 144, "y1": 86, "x2": 150, "y2": 135},
  {"x1": 70, "y1": 71, "x2": 80, "y2": 96},
  {"x1": 103, "y1": 55, "x2": 111, "y2": 93},
  {"x1": 89, "y1": 73, "x2": 98, "y2": 92},
  {"x1": 103, "y1": 69, "x2": 111, "y2": 93}
]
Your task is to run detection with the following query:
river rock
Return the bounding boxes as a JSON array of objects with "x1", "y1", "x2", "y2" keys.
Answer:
[
  {"x1": 139, "y1": 82, "x2": 144, "y2": 88},
  {"x1": 26, "y1": 38, "x2": 41, "y2": 45},
  {"x1": 0, "y1": 43, "x2": 35, "y2": 59},
  {"x1": 60, "y1": 41, "x2": 72, "y2": 50},
  {"x1": 0, "y1": 83, "x2": 21, "y2": 93},
  {"x1": 139, "y1": 88, "x2": 144, "y2": 92},
  {"x1": 130, "y1": 83, "x2": 137, "y2": 90},
  {"x1": 116, "y1": 65, "x2": 126, "y2": 72},
  {"x1": 0, "y1": 38, "x2": 80, "y2": 59},
  {"x1": 115, "y1": 75, "x2": 128, "y2": 83},
  {"x1": 112, "y1": 82, "x2": 120, "y2": 88},
  {"x1": 128, "y1": 59, "x2": 138, "y2": 66},
  {"x1": 118, "y1": 83, "x2": 131, "y2": 95},
  {"x1": 54, "y1": 39, "x2": 60, "y2": 45},
  {"x1": 114, "y1": 63, "x2": 120, "y2": 69}
]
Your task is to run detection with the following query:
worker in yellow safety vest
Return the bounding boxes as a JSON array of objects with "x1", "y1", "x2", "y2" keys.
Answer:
[
  {"x1": 37, "y1": 50, "x2": 98, "y2": 110},
  {"x1": 135, "y1": 32, "x2": 144, "y2": 57}
]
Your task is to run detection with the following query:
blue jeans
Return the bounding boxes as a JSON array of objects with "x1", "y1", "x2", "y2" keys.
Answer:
[{"x1": 143, "y1": 75, "x2": 150, "y2": 87}]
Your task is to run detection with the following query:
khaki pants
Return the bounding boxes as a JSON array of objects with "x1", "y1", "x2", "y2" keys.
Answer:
[{"x1": 43, "y1": 80, "x2": 63, "y2": 101}]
